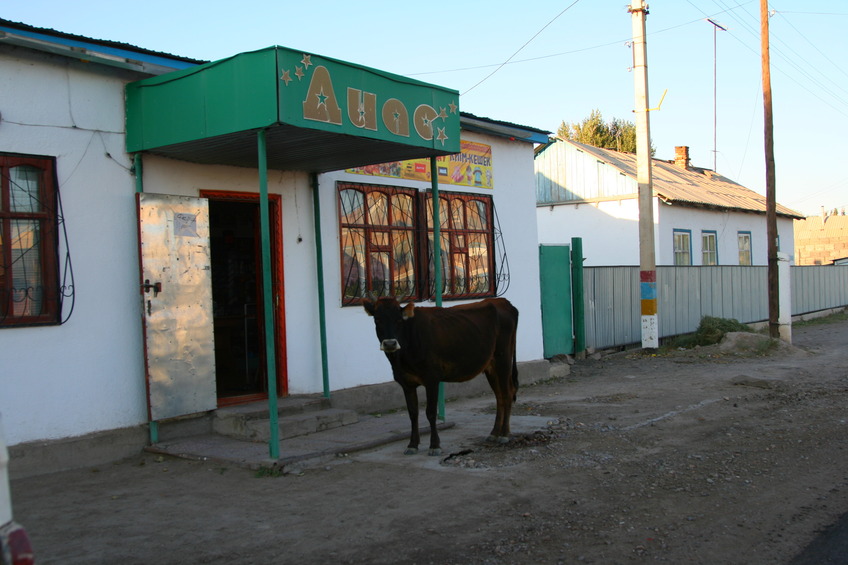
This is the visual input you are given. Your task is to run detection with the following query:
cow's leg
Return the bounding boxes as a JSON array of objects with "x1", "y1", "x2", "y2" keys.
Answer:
[
  {"x1": 424, "y1": 382, "x2": 441, "y2": 456},
  {"x1": 485, "y1": 366, "x2": 514, "y2": 444},
  {"x1": 484, "y1": 371, "x2": 507, "y2": 444},
  {"x1": 401, "y1": 384, "x2": 420, "y2": 455}
]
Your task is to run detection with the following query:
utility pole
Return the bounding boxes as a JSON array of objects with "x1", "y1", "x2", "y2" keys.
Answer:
[
  {"x1": 761, "y1": 0, "x2": 779, "y2": 338},
  {"x1": 629, "y1": 0, "x2": 658, "y2": 350},
  {"x1": 707, "y1": 18, "x2": 726, "y2": 172}
]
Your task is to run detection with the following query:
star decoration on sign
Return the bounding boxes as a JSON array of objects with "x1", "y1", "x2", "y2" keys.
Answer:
[
  {"x1": 316, "y1": 88, "x2": 328, "y2": 107},
  {"x1": 295, "y1": 66, "x2": 305, "y2": 80},
  {"x1": 301, "y1": 54, "x2": 312, "y2": 69},
  {"x1": 438, "y1": 107, "x2": 448, "y2": 120},
  {"x1": 436, "y1": 127, "x2": 448, "y2": 146},
  {"x1": 280, "y1": 69, "x2": 292, "y2": 86},
  {"x1": 449, "y1": 101, "x2": 458, "y2": 114}
]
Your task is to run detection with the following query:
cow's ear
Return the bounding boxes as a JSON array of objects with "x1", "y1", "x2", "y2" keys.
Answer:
[
  {"x1": 362, "y1": 299, "x2": 375, "y2": 316},
  {"x1": 402, "y1": 302, "x2": 415, "y2": 320}
]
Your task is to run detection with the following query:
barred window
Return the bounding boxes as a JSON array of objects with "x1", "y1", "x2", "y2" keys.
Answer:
[
  {"x1": 339, "y1": 184, "x2": 418, "y2": 303},
  {"x1": 338, "y1": 182, "x2": 505, "y2": 305},
  {"x1": 1, "y1": 154, "x2": 62, "y2": 327},
  {"x1": 426, "y1": 193, "x2": 494, "y2": 299}
]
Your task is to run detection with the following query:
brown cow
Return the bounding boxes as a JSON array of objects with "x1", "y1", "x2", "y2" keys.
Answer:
[{"x1": 362, "y1": 296, "x2": 519, "y2": 456}]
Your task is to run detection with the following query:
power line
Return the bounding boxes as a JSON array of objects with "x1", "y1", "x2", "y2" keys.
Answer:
[{"x1": 461, "y1": 0, "x2": 583, "y2": 95}]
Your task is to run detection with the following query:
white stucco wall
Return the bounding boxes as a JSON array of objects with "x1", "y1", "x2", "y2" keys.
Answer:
[
  {"x1": 656, "y1": 204, "x2": 796, "y2": 265},
  {"x1": 0, "y1": 49, "x2": 150, "y2": 444},
  {"x1": 537, "y1": 197, "x2": 795, "y2": 267},
  {"x1": 139, "y1": 158, "x2": 323, "y2": 398},
  {"x1": 536, "y1": 198, "x2": 659, "y2": 266},
  {"x1": 316, "y1": 131, "x2": 545, "y2": 393}
]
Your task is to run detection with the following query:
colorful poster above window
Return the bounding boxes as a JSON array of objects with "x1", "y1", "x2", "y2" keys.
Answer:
[{"x1": 346, "y1": 140, "x2": 493, "y2": 189}]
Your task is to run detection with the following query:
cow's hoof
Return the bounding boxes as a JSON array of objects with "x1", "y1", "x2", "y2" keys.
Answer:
[
  {"x1": 404, "y1": 447, "x2": 419, "y2": 455},
  {"x1": 428, "y1": 448, "x2": 442, "y2": 456},
  {"x1": 485, "y1": 435, "x2": 498, "y2": 444},
  {"x1": 497, "y1": 436, "x2": 510, "y2": 445}
]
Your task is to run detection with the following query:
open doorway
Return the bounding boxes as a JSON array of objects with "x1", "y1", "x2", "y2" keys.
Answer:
[{"x1": 204, "y1": 191, "x2": 286, "y2": 405}]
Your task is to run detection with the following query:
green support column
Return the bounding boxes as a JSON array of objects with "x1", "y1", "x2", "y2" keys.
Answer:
[
  {"x1": 431, "y1": 157, "x2": 445, "y2": 421},
  {"x1": 571, "y1": 237, "x2": 586, "y2": 357},
  {"x1": 311, "y1": 173, "x2": 331, "y2": 398},
  {"x1": 258, "y1": 130, "x2": 280, "y2": 459}
]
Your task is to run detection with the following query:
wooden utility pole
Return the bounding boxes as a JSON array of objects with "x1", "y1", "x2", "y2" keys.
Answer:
[
  {"x1": 629, "y1": 0, "x2": 658, "y2": 349},
  {"x1": 761, "y1": 0, "x2": 779, "y2": 338}
]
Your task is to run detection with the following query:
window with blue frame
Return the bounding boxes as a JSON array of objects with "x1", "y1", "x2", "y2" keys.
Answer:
[
  {"x1": 701, "y1": 230, "x2": 718, "y2": 265},
  {"x1": 673, "y1": 229, "x2": 692, "y2": 265},
  {"x1": 738, "y1": 231, "x2": 752, "y2": 265}
]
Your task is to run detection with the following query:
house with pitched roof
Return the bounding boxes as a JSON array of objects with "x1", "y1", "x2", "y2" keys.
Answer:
[{"x1": 535, "y1": 138, "x2": 803, "y2": 266}]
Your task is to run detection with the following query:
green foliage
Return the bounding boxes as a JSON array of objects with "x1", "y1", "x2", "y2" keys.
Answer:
[
  {"x1": 695, "y1": 316, "x2": 751, "y2": 345},
  {"x1": 558, "y1": 109, "x2": 654, "y2": 155},
  {"x1": 664, "y1": 316, "x2": 752, "y2": 350}
]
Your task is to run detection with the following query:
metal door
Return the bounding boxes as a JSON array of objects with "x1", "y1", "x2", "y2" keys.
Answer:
[
  {"x1": 137, "y1": 193, "x2": 217, "y2": 421},
  {"x1": 539, "y1": 244, "x2": 575, "y2": 357}
]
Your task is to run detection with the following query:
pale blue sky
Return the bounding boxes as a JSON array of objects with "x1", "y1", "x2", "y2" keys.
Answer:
[{"x1": 4, "y1": 0, "x2": 847, "y2": 217}]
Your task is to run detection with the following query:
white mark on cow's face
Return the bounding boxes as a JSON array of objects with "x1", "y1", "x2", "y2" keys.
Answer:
[{"x1": 380, "y1": 339, "x2": 401, "y2": 352}]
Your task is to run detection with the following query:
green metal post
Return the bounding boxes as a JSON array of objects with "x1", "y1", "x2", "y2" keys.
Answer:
[
  {"x1": 134, "y1": 153, "x2": 159, "y2": 445},
  {"x1": 258, "y1": 130, "x2": 280, "y2": 459},
  {"x1": 431, "y1": 157, "x2": 445, "y2": 420},
  {"x1": 311, "y1": 173, "x2": 331, "y2": 398},
  {"x1": 571, "y1": 237, "x2": 586, "y2": 356}
]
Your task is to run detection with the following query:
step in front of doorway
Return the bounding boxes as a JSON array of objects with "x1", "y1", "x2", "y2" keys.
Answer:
[{"x1": 213, "y1": 407, "x2": 359, "y2": 442}]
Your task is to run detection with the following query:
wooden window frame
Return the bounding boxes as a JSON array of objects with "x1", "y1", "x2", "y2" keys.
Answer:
[
  {"x1": 337, "y1": 182, "x2": 497, "y2": 305},
  {"x1": 0, "y1": 154, "x2": 60, "y2": 327},
  {"x1": 426, "y1": 192, "x2": 496, "y2": 300}
]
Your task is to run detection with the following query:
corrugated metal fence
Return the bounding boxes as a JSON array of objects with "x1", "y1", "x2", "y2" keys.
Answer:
[{"x1": 583, "y1": 265, "x2": 848, "y2": 350}]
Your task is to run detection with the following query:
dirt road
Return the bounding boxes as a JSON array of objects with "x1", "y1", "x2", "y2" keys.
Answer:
[{"x1": 12, "y1": 313, "x2": 848, "y2": 564}]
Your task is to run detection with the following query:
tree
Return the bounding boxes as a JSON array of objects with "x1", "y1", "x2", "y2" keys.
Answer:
[{"x1": 558, "y1": 109, "x2": 653, "y2": 155}]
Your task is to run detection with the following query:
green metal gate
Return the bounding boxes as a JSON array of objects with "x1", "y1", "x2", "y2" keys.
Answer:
[{"x1": 539, "y1": 244, "x2": 574, "y2": 357}]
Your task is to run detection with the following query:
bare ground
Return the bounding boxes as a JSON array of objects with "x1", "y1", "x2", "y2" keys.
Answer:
[{"x1": 12, "y1": 313, "x2": 848, "y2": 564}]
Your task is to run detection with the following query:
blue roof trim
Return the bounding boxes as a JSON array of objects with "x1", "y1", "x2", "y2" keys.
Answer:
[
  {"x1": 0, "y1": 19, "x2": 202, "y2": 71},
  {"x1": 460, "y1": 112, "x2": 550, "y2": 144}
]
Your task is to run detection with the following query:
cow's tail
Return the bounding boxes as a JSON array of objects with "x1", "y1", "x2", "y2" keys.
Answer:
[
  {"x1": 511, "y1": 346, "x2": 519, "y2": 402},
  {"x1": 511, "y1": 314, "x2": 519, "y2": 402}
]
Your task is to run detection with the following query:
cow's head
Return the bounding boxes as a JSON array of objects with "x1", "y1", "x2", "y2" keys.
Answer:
[{"x1": 362, "y1": 296, "x2": 415, "y2": 353}]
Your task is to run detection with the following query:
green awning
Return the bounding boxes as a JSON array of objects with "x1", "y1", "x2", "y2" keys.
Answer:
[{"x1": 126, "y1": 46, "x2": 461, "y2": 172}]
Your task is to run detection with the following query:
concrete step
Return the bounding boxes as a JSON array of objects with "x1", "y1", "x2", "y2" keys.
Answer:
[{"x1": 213, "y1": 403, "x2": 359, "y2": 443}]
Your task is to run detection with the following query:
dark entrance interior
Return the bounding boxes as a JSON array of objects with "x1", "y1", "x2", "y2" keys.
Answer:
[{"x1": 209, "y1": 199, "x2": 266, "y2": 402}]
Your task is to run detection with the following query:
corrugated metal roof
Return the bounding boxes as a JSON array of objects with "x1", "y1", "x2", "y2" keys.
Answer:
[
  {"x1": 545, "y1": 139, "x2": 803, "y2": 219},
  {"x1": 794, "y1": 214, "x2": 848, "y2": 238}
]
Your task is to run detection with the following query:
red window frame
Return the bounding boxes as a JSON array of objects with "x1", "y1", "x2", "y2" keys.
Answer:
[
  {"x1": 0, "y1": 154, "x2": 60, "y2": 327},
  {"x1": 337, "y1": 182, "x2": 497, "y2": 305}
]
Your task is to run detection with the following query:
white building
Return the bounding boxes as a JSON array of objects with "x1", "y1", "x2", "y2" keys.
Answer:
[
  {"x1": 0, "y1": 19, "x2": 549, "y2": 467},
  {"x1": 535, "y1": 139, "x2": 802, "y2": 266}
]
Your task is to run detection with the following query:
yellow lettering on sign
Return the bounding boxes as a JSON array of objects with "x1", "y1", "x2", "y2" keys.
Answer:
[
  {"x1": 302, "y1": 66, "x2": 342, "y2": 125},
  {"x1": 347, "y1": 88, "x2": 377, "y2": 131},
  {"x1": 381, "y1": 98, "x2": 409, "y2": 137},
  {"x1": 413, "y1": 104, "x2": 438, "y2": 141}
]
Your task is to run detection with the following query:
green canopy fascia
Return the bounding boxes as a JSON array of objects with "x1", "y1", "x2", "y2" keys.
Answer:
[{"x1": 126, "y1": 46, "x2": 461, "y2": 172}]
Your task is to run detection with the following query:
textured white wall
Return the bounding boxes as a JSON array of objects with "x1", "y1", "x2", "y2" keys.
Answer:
[
  {"x1": 316, "y1": 131, "x2": 545, "y2": 392},
  {"x1": 0, "y1": 50, "x2": 147, "y2": 444},
  {"x1": 656, "y1": 205, "x2": 795, "y2": 265}
]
